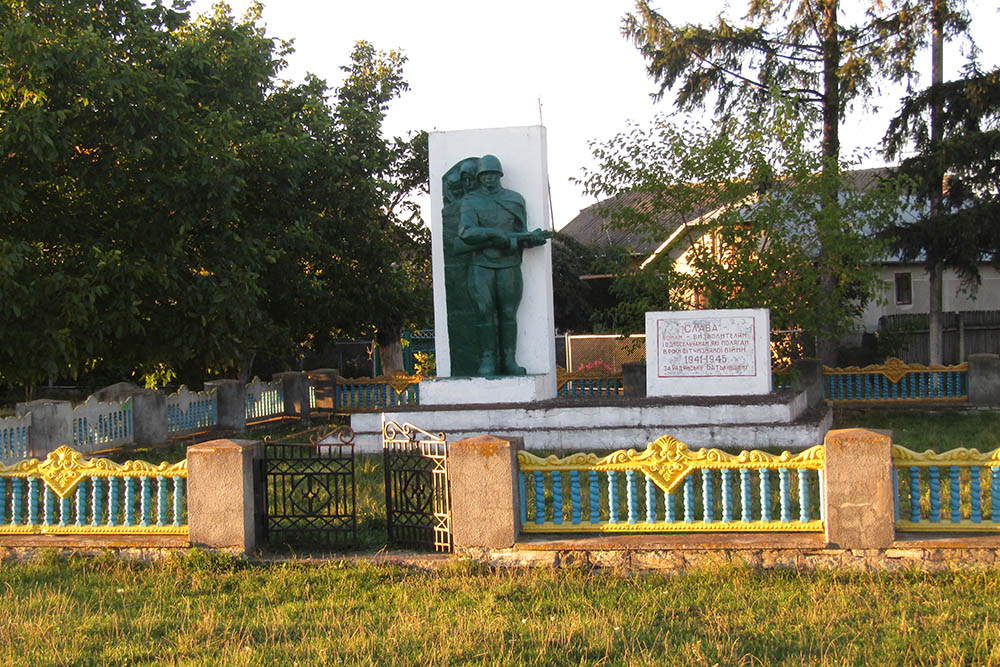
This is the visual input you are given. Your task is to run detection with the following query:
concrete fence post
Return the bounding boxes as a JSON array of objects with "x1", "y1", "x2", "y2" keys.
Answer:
[
  {"x1": 822, "y1": 428, "x2": 895, "y2": 550},
  {"x1": 92, "y1": 383, "x2": 167, "y2": 447},
  {"x1": 968, "y1": 353, "x2": 1000, "y2": 406},
  {"x1": 187, "y1": 439, "x2": 262, "y2": 553},
  {"x1": 274, "y1": 371, "x2": 310, "y2": 423},
  {"x1": 306, "y1": 368, "x2": 339, "y2": 411},
  {"x1": 204, "y1": 379, "x2": 247, "y2": 432},
  {"x1": 449, "y1": 434, "x2": 523, "y2": 549},
  {"x1": 15, "y1": 400, "x2": 73, "y2": 457},
  {"x1": 791, "y1": 358, "x2": 824, "y2": 408}
]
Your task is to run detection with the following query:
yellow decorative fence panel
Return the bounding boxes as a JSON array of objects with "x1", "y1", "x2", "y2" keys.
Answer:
[
  {"x1": 893, "y1": 445, "x2": 1000, "y2": 532},
  {"x1": 518, "y1": 435, "x2": 825, "y2": 533},
  {"x1": 0, "y1": 446, "x2": 187, "y2": 535}
]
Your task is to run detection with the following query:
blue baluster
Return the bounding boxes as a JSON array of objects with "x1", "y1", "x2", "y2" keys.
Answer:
[
  {"x1": 533, "y1": 471, "x2": 545, "y2": 525},
  {"x1": 0, "y1": 478, "x2": 5, "y2": 524},
  {"x1": 992, "y1": 468, "x2": 1000, "y2": 524},
  {"x1": 893, "y1": 468, "x2": 900, "y2": 523},
  {"x1": 970, "y1": 466, "x2": 982, "y2": 524},
  {"x1": 837, "y1": 375, "x2": 845, "y2": 400},
  {"x1": 28, "y1": 478, "x2": 41, "y2": 524},
  {"x1": 589, "y1": 471, "x2": 600, "y2": 524},
  {"x1": 174, "y1": 477, "x2": 185, "y2": 526},
  {"x1": 124, "y1": 477, "x2": 136, "y2": 526},
  {"x1": 76, "y1": 481, "x2": 86, "y2": 526},
  {"x1": 819, "y1": 470, "x2": 826, "y2": 522},
  {"x1": 107, "y1": 478, "x2": 118, "y2": 526},
  {"x1": 646, "y1": 475, "x2": 656, "y2": 523},
  {"x1": 779, "y1": 468, "x2": 791, "y2": 523},
  {"x1": 43, "y1": 486, "x2": 55, "y2": 526},
  {"x1": 721, "y1": 469, "x2": 733, "y2": 523},
  {"x1": 552, "y1": 471, "x2": 563, "y2": 525},
  {"x1": 12, "y1": 478, "x2": 23, "y2": 525},
  {"x1": 157, "y1": 476, "x2": 168, "y2": 527},
  {"x1": 799, "y1": 469, "x2": 810, "y2": 523},
  {"x1": 683, "y1": 476, "x2": 694, "y2": 523},
  {"x1": 949, "y1": 466, "x2": 961, "y2": 523},
  {"x1": 701, "y1": 470, "x2": 713, "y2": 523},
  {"x1": 740, "y1": 469, "x2": 751, "y2": 522},
  {"x1": 760, "y1": 470, "x2": 771, "y2": 522},
  {"x1": 608, "y1": 471, "x2": 619, "y2": 524},
  {"x1": 570, "y1": 471, "x2": 581, "y2": 524},
  {"x1": 909, "y1": 467, "x2": 921, "y2": 522},
  {"x1": 60, "y1": 494, "x2": 70, "y2": 527},
  {"x1": 665, "y1": 485, "x2": 675, "y2": 523},
  {"x1": 626, "y1": 470, "x2": 638, "y2": 524},
  {"x1": 947, "y1": 372, "x2": 955, "y2": 398},
  {"x1": 92, "y1": 477, "x2": 102, "y2": 526},
  {"x1": 141, "y1": 476, "x2": 152, "y2": 526},
  {"x1": 929, "y1": 466, "x2": 941, "y2": 523},
  {"x1": 518, "y1": 472, "x2": 527, "y2": 525}
]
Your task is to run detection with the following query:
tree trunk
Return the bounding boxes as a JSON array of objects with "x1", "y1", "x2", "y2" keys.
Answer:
[
  {"x1": 376, "y1": 329, "x2": 404, "y2": 376},
  {"x1": 815, "y1": 0, "x2": 842, "y2": 366},
  {"x1": 928, "y1": 0, "x2": 945, "y2": 366},
  {"x1": 928, "y1": 265, "x2": 944, "y2": 365},
  {"x1": 237, "y1": 352, "x2": 256, "y2": 386}
]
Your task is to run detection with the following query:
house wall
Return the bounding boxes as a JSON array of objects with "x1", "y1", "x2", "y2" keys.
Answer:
[{"x1": 858, "y1": 264, "x2": 1000, "y2": 335}]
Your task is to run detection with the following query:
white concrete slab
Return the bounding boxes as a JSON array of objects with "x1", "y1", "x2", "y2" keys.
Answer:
[
  {"x1": 646, "y1": 309, "x2": 772, "y2": 397},
  {"x1": 419, "y1": 374, "x2": 554, "y2": 406}
]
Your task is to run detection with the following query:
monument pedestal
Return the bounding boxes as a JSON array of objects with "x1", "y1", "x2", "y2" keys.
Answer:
[{"x1": 419, "y1": 374, "x2": 556, "y2": 406}]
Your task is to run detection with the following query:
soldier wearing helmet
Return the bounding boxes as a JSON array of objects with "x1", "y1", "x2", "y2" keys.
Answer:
[{"x1": 458, "y1": 154, "x2": 552, "y2": 375}]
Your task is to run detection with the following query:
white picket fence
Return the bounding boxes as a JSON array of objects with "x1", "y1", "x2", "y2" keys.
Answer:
[
  {"x1": 72, "y1": 396, "x2": 134, "y2": 452},
  {"x1": 166, "y1": 385, "x2": 218, "y2": 435},
  {"x1": 0, "y1": 413, "x2": 31, "y2": 464}
]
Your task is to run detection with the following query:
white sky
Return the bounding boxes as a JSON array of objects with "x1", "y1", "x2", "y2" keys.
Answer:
[{"x1": 187, "y1": 0, "x2": 999, "y2": 229}]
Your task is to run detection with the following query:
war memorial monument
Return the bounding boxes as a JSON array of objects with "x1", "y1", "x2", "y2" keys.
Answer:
[{"x1": 349, "y1": 125, "x2": 831, "y2": 451}]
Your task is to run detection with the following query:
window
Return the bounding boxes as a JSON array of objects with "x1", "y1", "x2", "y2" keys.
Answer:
[{"x1": 894, "y1": 272, "x2": 912, "y2": 305}]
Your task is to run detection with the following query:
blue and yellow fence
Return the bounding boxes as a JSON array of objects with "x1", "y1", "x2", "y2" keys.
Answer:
[
  {"x1": 556, "y1": 368, "x2": 623, "y2": 398},
  {"x1": 893, "y1": 445, "x2": 1000, "y2": 532},
  {"x1": 335, "y1": 374, "x2": 420, "y2": 412},
  {"x1": 518, "y1": 435, "x2": 825, "y2": 533},
  {"x1": 0, "y1": 446, "x2": 187, "y2": 535},
  {"x1": 824, "y1": 358, "x2": 968, "y2": 402}
]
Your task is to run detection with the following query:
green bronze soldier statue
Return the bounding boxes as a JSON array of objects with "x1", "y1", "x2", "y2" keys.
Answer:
[{"x1": 457, "y1": 155, "x2": 552, "y2": 376}]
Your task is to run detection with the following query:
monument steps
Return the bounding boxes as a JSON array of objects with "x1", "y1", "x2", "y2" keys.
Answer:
[{"x1": 349, "y1": 389, "x2": 831, "y2": 453}]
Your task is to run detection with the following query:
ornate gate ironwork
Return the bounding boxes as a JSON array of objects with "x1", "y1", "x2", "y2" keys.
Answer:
[
  {"x1": 383, "y1": 419, "x2": 451, "y2": 552},
  {"x1": 261, "y1": 427, "x2": 356, "y2": 549}
]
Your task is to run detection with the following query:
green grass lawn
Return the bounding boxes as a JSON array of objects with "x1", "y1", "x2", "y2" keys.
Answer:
[
  {"x1": 1, "y1": 552, "x2": 999, "y2": 665},
  {"x1": 833, "y1": 407, "x2": 1000, "y2": 453}
]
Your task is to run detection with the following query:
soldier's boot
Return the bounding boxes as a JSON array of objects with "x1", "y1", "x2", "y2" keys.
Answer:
[
  {"x1": 500, "y1": 321, "x2": 526, "y2": 376},
  {"x1": 476, "y1": 324, "x2": 498, "y2": 376}
]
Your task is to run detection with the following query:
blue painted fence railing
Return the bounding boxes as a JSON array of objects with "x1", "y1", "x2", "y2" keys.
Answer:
[
  {"x1": 823, "y1": 358, "x2": 968, "y2": 402},
  {"x1": 0, "y1": 414, "x2": 31, "y2": 464},
  {"x1": 166, "y1": 386, "x2": 218, "y2": 435},
  {"x1": 893, "y1": 445, "x2": 1000, "y2": 532},
  {"x1": 334, "y1": 375, "x2": 421, "y2": 412},
  {"x1": 0, "y1": 446, "x2": 187, "y2": 535},
  {"x1": 518, "y1": 436, "x2": 825, "y2": 533}
]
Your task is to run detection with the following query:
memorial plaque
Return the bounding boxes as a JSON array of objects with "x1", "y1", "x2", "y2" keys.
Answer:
[{"x1": 645, "y1": 309, "x2": 772, "y2": 397}]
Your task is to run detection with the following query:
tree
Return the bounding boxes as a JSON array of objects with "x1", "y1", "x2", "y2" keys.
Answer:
[
  {"x1": 883, "y1": 66, "x2": 1000, "y2": 352},
  {"x1": 0, "y1": 1, "x2": 429, "y2": 390},
  {"x1": 579, "y1": 99, "x2": 903, "y2": 354},
  {"x1": 621, "y1": 0, "x2": 970, "y2": 362}
]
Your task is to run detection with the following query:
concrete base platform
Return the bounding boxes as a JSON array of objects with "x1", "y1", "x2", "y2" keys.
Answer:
[
  {"x1": 350, "y1": 388, "x2": 832, "y2": 453},
  {"x1": 420, "y1": 373, "x2": 555, "y2": 405}
]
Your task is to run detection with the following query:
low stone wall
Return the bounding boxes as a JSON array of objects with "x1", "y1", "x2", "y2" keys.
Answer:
[{"x1": 456, "y1": 544, "x2": 1000, "y2": 572}]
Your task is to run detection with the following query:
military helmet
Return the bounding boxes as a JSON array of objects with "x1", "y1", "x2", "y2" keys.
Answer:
[{"x1": 477, "y1": 154, "x2": 503, "y2": 176}]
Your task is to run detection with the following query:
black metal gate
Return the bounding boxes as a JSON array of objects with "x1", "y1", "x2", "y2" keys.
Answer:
[
  {"x1": 383, "y1": 419, "x2": 451, "y2": 552},
  {"x1": 261, "y1": 427, "x2": 357, "y2": 549}
]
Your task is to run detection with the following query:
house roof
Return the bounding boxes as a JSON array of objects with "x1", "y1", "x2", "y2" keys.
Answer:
[
  {"x1": 560, "y1": 191, "x2": 721, "y2": 256},
  {"x1": 562, "y1": 167, "x2": 911, "y2": 265}
]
